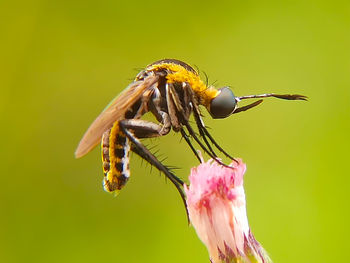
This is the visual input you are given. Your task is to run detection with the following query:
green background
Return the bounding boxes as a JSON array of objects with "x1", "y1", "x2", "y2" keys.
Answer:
[{"x1": 1, "y1": 1, "x2": 349, "y2": 262}]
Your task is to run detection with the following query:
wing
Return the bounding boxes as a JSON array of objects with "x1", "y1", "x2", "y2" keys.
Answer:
[{"x1": 75, "y1": 75, "x2": 159, "y2": 158}]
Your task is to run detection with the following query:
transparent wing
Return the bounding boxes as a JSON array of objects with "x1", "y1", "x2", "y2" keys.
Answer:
[{"x1": 75, "y1": 75, "x2": 159, "y2": 158}]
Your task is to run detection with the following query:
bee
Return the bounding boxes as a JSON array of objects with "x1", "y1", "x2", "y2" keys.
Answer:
[{"x1": 75, "y1": 59, "x2": 306, "y2": 208}]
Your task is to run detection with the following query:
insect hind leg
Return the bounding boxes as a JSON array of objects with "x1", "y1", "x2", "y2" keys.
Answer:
[{"x1": 119, "y1": 119, "x2": 188, "y2": 219}]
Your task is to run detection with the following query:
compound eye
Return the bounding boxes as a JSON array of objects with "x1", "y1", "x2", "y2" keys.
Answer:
[{"x1": 209, "y1": 87, "x2": 237, "y2": 119}]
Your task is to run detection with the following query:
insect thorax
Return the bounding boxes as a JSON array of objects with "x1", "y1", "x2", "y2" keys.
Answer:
[{"x1": 136, "y1": 59, "x2": 220, "y2": 108}]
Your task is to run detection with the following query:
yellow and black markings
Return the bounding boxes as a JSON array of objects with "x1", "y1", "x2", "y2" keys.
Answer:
[{"x1": 101, "y1": 121, "x2": 130, "y2": 194}]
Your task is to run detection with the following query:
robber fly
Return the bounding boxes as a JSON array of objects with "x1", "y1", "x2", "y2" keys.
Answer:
[{"x1": 75, "y1": 59, "x2": 306, "y2": 208}]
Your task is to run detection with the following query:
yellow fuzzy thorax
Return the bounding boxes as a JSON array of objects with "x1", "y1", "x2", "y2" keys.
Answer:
[{"x1": 148, "y1": 63, "x2": 219, "y2": 107}]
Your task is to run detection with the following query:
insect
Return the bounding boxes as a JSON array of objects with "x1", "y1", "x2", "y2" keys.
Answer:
[{"x1": 75, "y1": 59, "x2": 306, "y2": 208}]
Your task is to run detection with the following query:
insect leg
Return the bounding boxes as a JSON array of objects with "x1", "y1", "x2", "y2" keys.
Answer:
[
  {"x1": 148, "y1": 83, "x2": 202, "y2": 163},
  {"x1": 191, "y1": 107, "x2": 235, "y2": 160},
  {"x1": 122, "y1": 119, "x2": 170, "y2": 139},
  {"x1": 121, "y1": 119, "x2": 184, "y2": 185},
  {"x1": 183, "y1": 121, "x2": 231, "y2": 168},
  {"x1": 184, "y1": 84, "x2": 233, "y2": 160},
  {"x1": 166, "y1": 83, "x2": 218, "y2": 158},
  {"x1": 119, "y1": 119, "x2": 187, "y2": 213},
  {"x1": 191, "y1": 111, "x2": 217, "y2": 158},
  {"x1": 148, "y1": 85, "x2": 172, "y2": 135},
  {"x1": 180, "y1": 129, "x2": 202, "y2": 163},
  {"x1": 165, "y1": 83, "x2": 182, "y2": 131}
]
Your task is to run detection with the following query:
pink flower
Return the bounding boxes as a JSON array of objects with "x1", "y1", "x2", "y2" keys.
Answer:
[{"x1": 185, "y1": 156, "x2": 271, "y2": 263}]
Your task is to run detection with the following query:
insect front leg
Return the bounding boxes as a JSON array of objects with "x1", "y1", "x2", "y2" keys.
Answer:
[
  {"x1": 183, "y1": 84, "x2": 236, "y2": 161},
  {"x1": 163, "y1": 83, "x2": 202, "y2": 162},
  {"x1": 191, "y1": 104, "x2": 235, "y2": 161},
  {"x1": 166, "y1": 83, "x2": 227, "y2": 165}
]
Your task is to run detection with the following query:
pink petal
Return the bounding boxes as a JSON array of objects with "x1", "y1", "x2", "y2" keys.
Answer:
[{"x1": 185, "y1": 157, "x2": 271, "y2": 263}]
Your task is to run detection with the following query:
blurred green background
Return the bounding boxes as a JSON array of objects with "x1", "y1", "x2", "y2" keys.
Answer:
[{"x1": 1, "y1": 0, "x2": 349, "y2": 262}]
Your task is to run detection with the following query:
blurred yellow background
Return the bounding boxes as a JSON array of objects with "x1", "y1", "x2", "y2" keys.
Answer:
[{"x1": 1, "y1": 0, "x2": 349, "y2": 262}]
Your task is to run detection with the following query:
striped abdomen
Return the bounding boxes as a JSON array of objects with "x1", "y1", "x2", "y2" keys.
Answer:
[{"x1": 101, "y1": 121, "x2": 130, "y2": 193}]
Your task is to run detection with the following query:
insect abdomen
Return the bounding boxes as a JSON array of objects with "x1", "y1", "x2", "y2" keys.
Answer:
[{"x1": 101, "y1": 121, "x2": 130, "y2": 194}]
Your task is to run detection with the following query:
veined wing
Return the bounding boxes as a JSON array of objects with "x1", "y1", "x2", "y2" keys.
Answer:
[{"x1": 75, "y1": 75, "x2": 159, "y2": 158}]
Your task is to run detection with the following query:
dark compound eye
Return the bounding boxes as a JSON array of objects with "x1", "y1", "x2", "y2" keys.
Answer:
[{"x1": 209, "y1": 87, "x2": 237, "y2": 119}]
